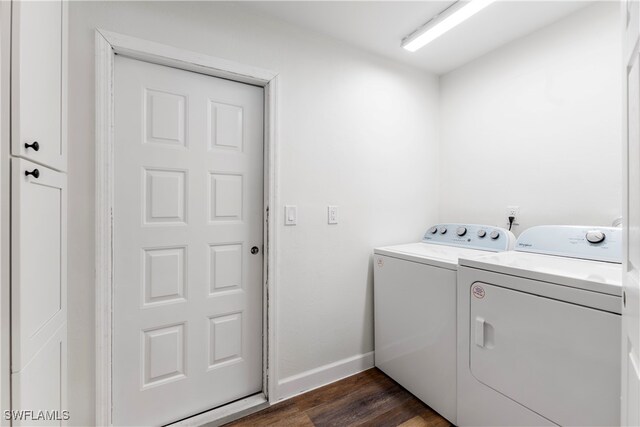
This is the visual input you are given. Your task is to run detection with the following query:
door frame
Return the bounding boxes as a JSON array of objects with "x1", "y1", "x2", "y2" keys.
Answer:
[
  {"x1": 94, "y1": 29, "x2": 279, "y2": 426},
  {"x1": 0, "y1": 0, "x2": 11, "y2": 420}
]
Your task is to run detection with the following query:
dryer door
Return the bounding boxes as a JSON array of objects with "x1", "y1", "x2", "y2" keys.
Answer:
[{"x1": 469, "y1": 282, "x2": 620, "y2": 427}]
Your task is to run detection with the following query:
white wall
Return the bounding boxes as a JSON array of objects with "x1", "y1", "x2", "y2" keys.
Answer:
[
  {"x1": 439, "y1": 2, "x2": 621, "y2": 234},
  {"x1": 67, "y1": 2, "x2": 440, "y2": 424},
  {"x1": 67, "y1": 1, "x2": 623, "y2": 424}
]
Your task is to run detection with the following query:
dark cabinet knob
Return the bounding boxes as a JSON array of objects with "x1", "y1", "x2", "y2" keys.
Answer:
[
  {"x1": 24, "y1": 141, "x2": 39, "y2": 151},
  {"x1": 25, "y1": 169, "x2": 40, "y2": 179},
  {"x1": 251, "y1": 246, "x2": 259, "y2": 255}
]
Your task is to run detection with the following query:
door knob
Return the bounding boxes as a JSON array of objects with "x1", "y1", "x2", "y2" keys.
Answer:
[
  {"x1": 251, "y1": 246, "x2": 259, "y2": 255},
  {"x1": 24, "y1": 141, "x2": 39, "y2": 151},
  {"x1": 24, "y1": 169, "x2": 40, "y2": 179}
]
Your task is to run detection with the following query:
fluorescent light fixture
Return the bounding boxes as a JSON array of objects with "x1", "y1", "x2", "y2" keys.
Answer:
[{"x1": 402, "y1": 0, "x2": 497, "y2": 52}]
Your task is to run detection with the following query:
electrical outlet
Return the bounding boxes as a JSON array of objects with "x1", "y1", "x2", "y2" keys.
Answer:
[
  {"x1": 506, "y1": 206, "x2": 519, "y2": 217},
  {"x1": 506, "y1": 205, "x2": 520, "y2": 226},
  {"x1": 328, "y1": 205, "x2": 338, "y2": 224}
]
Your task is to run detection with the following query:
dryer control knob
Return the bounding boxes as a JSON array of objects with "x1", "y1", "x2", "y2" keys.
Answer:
[
  {"x1": 429, "y1": 226, "x2": 438, "y2": 234},
  {"x1": 456, "y1": 227, "x2": 467, "y2": 236},
  {"x1": 477, "y1": 230, "x2": 487, "y2": 238},
  {"x1": 490, "y1": 230, "x2": 500, "y2": 240},
  {"x1": 586, "y1": 230, "x2": 605, "y2": 244},
  {"x1": 439, "y1": 227, "x2": 447, "y2": 234}
]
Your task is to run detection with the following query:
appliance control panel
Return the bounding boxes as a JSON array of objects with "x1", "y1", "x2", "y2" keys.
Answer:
[
  {"x1": 422, "y1": 223, "x2": 516, "y2": 251},
  {"x1": 516, "y1": 225, "x2": 622, "y2": 263}
]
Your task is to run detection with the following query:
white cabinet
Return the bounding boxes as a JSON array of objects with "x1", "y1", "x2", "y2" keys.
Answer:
[
  {"x1": 10, "y1": 159, "x2": 67, "y2": 423},
  {"x1": 11, "y1": 0, "x2": 67, "y2": 171},
  {"x1": 0, "y1": 1, "x2": 68, "y2": 423}
]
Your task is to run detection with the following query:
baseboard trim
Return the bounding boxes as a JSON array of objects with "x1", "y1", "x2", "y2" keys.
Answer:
[{"x1": 277, "y1": 351, "x2": 375, "y2": 401}]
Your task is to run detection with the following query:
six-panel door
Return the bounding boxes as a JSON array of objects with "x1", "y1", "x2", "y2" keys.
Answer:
[
  {"x1": 113, "y1": 56, "x2": 264, "y2": 426},
  {"x1": 11, "y1": 0, "x2": 66, "y2": 171},
  {"x1": 11, "y1": 158, "x2": 67, "y2": 425}
]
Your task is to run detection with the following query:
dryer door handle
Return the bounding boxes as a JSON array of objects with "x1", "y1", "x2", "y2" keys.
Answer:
[{"x1": 475, "y1": 317, "x2": 485, "y2": 348}]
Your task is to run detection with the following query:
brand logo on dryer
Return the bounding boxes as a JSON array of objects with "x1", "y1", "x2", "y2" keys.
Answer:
[{"x1": 472, "y1": 285, "x2": 485, "y2": 299}]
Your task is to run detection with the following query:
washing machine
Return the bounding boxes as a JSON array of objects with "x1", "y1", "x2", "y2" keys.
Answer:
[
  {"x1": 373, "y1": 223, "x2": 516, "y2": 424},
  {"x1": 457, "y1": 225, "x2": 622, "y2": 427}
]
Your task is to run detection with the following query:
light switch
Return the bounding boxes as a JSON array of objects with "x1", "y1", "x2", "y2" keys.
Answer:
[
  {"x1": 328, "y1": 206, "x2": 338, "y2": 224},
  {"x1": 285, "y1": 205, "x2": 297, "y2": 226}
]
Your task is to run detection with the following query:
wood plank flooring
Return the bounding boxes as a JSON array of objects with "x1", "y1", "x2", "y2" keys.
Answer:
[{"x1": 225, "y1": 368, "x2": 452, "y2": 427}]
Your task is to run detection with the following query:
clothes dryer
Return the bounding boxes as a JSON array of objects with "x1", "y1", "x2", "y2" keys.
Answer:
[
  {"x1": 374, "y1": 224, "x2": 515, "y2": 424},
  {"x1": 457, "y1": 225, "x2": 622, "y2": 426}
]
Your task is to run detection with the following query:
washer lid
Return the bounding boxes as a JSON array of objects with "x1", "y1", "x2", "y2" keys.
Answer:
[
  {"x1": 375, "y1": 242, "x2": 492, "y2": 270},
  {"x1": 459, "y1": 251, "x2": 622, "y2": 296}
]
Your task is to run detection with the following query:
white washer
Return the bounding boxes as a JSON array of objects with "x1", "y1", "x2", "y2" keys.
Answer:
[
  {"x1": 457, "y1": 225, "x2": 622, "y2": 427},
  {"x1": 374, "y1": 223, "x2": 515, "y2": 424}
]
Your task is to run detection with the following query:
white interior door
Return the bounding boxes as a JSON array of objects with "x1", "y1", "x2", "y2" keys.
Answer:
[
  {"x1": 623, "y1": 1, "x2": 640, "y2": 424},
  {"x1": 11, "y1": 158, "x2": 67, "y2": 425},
  {"x1": 113, "y1": 56, "x2": 264, "y2": 426},
  {"x1": 624, "y1": 48, "x2": 640, "y2": 427},
  {"x1": 11, "y1": 0, "x2": 66, "y2": 171}
]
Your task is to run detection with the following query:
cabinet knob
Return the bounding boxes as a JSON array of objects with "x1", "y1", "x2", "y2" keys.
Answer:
[
  {"x1": 24, "y1": 141, "x2": 39, "y2": 151},
  {"x1": 24, "y1": 169, "x2": 40, "y2": 179},
  {"x1": 251, "y1": 246, "x2": 259, "y2": 255}
]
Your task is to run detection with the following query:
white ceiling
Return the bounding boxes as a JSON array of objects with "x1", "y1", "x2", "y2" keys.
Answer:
[{"x1": 238, "y1": 1, "x2": 593, "y2": 74}]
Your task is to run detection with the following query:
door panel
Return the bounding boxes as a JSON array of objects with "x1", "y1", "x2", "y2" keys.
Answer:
[
  {"x1": 626, "y1": 329, "x2": 640, "y2": 427},
  {"x1": 11, "y1": 325, "x2": 67, "y2": 426},
  {"x1": 10, "y1": 158, "x2": 67, "y2": 425},
  {"x1": 11, "y1": 0, "x2": 66, "y2": 171},
  {"x1": 113, "y1": 56, "x2": 264, "y2": 426},
  {"x1": 626, "y1": 0, "x2": 640, "y2": 61},
  {"x1": 11, "y1": 158, "x2": 67, "y2": 372},
  {"x1": 470, "y1": 282, "x2": 620, "y2": 427}
]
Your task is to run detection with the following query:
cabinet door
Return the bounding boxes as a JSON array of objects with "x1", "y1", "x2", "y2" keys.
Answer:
[
  {"x1": 11, "y1": 158, "x2": 66, "y2": 373},
  {"x1": 11, "y1": 326, "x2": 67, "y2": 426},
  {"x1": 11, "y1": 0, "x2": 67, "y2": 171}
]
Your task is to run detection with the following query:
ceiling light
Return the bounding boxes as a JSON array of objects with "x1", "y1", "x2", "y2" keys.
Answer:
[{"x1": 402, "y1": 0, "x2": 497, "y2": 52}]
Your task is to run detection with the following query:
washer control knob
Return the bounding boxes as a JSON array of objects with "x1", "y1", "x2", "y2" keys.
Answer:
[
  {"x1": 439, "y1": 227, "x2": 447, "y2": 235},
  {"x1": 477, "y1": 230, "x2": 487, "y2": 238},
  {"x1": 429, "y1": 226, "x2": 438, "y2": 234},
  {"x1": 586, "y1": 230, "x2": 605, "y2": 244},
  {"x1": 490, "y1": 230, "x2": 500, "y2": 240},
  {"x1": 456, "y1": 226, "x2": 467, "y2": 236}
]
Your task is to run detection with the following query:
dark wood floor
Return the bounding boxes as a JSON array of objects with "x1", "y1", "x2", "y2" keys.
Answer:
[{"x1": 225, "y1": 368, "x2": 452, "y2": 427}]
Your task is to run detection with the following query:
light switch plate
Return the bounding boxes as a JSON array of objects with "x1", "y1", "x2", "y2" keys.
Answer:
[
  {"x1": 285, "y1": 205, "x2": 297, "y2": 226},
  {"x1": 328, "y1": 205, "x2": 338, "y2": 224}
]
